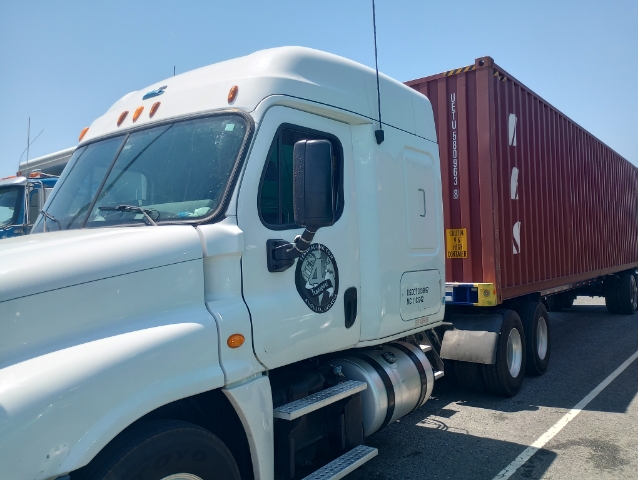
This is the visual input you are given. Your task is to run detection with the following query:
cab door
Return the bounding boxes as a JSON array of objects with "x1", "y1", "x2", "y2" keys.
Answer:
[{"x1": 237, "y1": 106, "x2": 360, "y2": 369}]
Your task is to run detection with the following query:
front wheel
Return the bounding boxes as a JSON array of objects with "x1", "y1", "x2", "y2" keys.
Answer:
[
  {"x1": 74, "y1": 420, "x2": 241, "y2": 480},
  {"x1": 482, "y1": 310, "x2": 526, "y2": 397}
]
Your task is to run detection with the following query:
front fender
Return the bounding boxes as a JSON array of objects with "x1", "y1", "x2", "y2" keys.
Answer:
[
  {"x1": 0, "y1": 230, "x2": 225, "y2": 480},
  {"x1": 0, "y1": 319, "x2": 224, "y2": 480}
]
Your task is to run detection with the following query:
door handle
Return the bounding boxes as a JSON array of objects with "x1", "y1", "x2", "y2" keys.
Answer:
[
  {"x1": 418, "y1": 188, "x2": 426, "y2": 217},
  {"x1": 344, "y1": 287, "x2": 357, "y2": 329}
]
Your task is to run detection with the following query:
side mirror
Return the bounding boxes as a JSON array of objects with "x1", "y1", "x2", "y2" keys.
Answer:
[
  {"x1": 25, "y1": 182, "x2": 44, "y2": 227},
  {"x1": 293, "y1": 139, "x2": 336, "y2": 230},
  {"x1": 267, "y1": 139, "x2": 337, "y2": 273}
]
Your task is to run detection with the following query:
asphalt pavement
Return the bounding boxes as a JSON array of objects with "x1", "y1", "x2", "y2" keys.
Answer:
[{"x1": 347, "y1": 297, "x2": 638, "y2": 480}]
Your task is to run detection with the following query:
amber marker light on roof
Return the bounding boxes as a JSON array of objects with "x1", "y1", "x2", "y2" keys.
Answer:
[
  {"x1": 117, "y1": 111, "x2": 129, "y2": 126},
  {"x1": 133, "y1": 106, "x2": 144, "y2": 122},
  {"x1": 227, "y1": 334, "x2": 245, "y2": 349},
  {"x1": 228, "y1": 85, "x2": 238, "y2": 104},
  {"x1": 149, "y1": 101, "x2": 161, "y2": 118},
  {"x1": 78, "y1": 127, "x2": 89, "y2": 142}
]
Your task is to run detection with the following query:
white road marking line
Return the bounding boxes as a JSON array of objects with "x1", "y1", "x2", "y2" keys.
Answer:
[{"x1": 492, "y1": 348, "x2": 638, "y2": 480}]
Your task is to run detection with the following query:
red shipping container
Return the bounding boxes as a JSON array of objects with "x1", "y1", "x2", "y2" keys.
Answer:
[{"x1": 406, "y1": 56, "x2": 638, "y2": 304}]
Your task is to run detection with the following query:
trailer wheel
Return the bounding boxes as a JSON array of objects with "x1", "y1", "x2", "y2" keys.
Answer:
[
  {"x1": 605, "y1": 276, "x2": 621, "y2": 314},
  {"x1": 518, "y1": 302, "x2": 551, "y2": 376},
  {"x1": 559, "y1": 294, "x2": 575, "y2": 310},
  {"x1": 73, "y1": 420, "x2": 241, "y2": 480},
  {"x1": 618, "y1": 272, "x2": 638, "y2": 315},
  {"x1": 545, "y1": 295, "x2": 562, "y2": 312},
  {"x1": 453, "y1": 360, "x2": 486, "y2": 392},
  {"x1": 482, "y1": 310, "x2": 526, "y2": 397}
]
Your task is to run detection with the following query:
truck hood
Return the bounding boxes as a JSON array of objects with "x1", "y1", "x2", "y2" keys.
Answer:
[
  {"x1": 0, "y1": 226, "x2": 203, "y2": 303},
  {"x1": 0, "y1": 226, "x2": 221, "y2": 480}
]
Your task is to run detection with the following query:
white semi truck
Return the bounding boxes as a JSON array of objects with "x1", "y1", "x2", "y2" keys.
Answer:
[{"x1": 0, "y1": 48, "x2": 534, "y2": 480}]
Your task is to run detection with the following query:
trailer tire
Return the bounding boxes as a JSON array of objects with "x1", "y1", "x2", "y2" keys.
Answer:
[
  {"x1": 605, "y1": 276, "x2": 621, "y2": 314},
  {"x1": 453, "y1": 360, "x2": 486, "y2": 392},
  {"x1": 73, "y1": 420, "x2": 241, "y2": 480},
  {"x1": 618, "y1": 272, "x2": 638, "y2": 315},
  {"x1": 559, "y1": 294, "x2": 575, "y2": 310},
  {"x1": 482, "y1": 310, "x2": 526, "y2": 397},
  {"x1": 518, "y1": 302, "x2": 550, "y2": 376},
  {"x1": 545, "y1": 295, "x2": 562, "y2": 312}
]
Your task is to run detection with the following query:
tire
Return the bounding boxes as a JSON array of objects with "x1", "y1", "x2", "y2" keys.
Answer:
[
  {"x1": 517, "y1": 302, "x2": 551, "y2": 376},
  {"x1": 454, "y1": 360, "x2": 486, "y2": 392},
  {"x1": 559, "y1": 294, "x2": 575, "y2": 310},
  {"x1": 545, "y1": 295, "x2": 562, "y2": 312},
  {"x1": 74, "y1": 420, "x2": 241, "y2": 480},
  {"x1": 482, "y1": 310, "x2": 526, "y2": 397},
  {"x1": 605, "y1": 276, "x2": 621, "y2": 314},
  {"x1": 618, "y1": 272, "x2": 638, "y2": 315}
]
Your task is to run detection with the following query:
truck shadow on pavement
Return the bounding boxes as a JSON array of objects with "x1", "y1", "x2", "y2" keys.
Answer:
[{"x1": 346, "y1": 411, "x2": 557, "y2": 480}]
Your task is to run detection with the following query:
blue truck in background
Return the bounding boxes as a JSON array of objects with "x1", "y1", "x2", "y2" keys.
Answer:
[{"x1": 0, "y1": 147, "x2": 75, "y2": 238}]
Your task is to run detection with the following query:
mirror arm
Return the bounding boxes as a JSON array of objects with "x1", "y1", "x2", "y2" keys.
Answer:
[
  {"x1": 275, "y1": 228, "x2": 317, "y2": 260},
  {"x1": 291, "y1": 228, "x2": 316, "y2": 253}
]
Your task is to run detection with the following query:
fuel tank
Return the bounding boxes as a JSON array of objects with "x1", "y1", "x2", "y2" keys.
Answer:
[{"x1": 333, "y1": 341, "x2": 434, "y2": 436}]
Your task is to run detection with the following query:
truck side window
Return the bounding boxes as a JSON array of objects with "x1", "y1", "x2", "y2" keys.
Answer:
[{"x1": 259, "y1": 125, "x2": 343, "y2": 229}]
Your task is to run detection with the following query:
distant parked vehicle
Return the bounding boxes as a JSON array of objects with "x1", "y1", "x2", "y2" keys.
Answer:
[{"x1": 0, "y1": 147, "x2": 74, "y2": 238}]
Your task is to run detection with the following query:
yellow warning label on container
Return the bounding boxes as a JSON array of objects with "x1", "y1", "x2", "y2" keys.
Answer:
[{"x1": 446, "y1": 228, "x2": 468, "y2": 258}]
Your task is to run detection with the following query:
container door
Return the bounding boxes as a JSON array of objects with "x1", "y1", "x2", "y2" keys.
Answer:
[{"x1": 237, "y1": 106, "x2": 360, "y2": 369}]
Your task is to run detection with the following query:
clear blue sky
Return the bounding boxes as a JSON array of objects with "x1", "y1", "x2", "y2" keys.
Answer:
[{"x1": 0, "y1": 0, "x2": 636, "y2": 176}]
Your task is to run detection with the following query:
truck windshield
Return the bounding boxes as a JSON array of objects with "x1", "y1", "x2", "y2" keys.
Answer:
[
  {"x1": 0, "y1": 186, "x2": 21, "y2": 228},
  {"x1": 32, "y1": 114, "x2": 248, "y2": 232}
]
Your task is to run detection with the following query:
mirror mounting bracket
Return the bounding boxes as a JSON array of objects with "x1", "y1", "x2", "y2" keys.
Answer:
[{"x1": 266, "y1": 228, "x2": 316, "y2": 272}]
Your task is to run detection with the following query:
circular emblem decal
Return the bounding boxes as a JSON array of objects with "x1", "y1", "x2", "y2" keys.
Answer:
[{"x1": 295, "y1": 243, "x2": 339, "y2": 313}]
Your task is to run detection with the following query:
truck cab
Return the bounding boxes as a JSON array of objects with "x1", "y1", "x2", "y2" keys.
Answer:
[
  {"x1": 0, "y1": 47, "x2": 445, "y2": 480},
  {"x1": 0, "y1": 174, "x2": 58, "y2": 238},
  {"x1": 0, "y1": 147, "x2": 75, "y2": 238}
]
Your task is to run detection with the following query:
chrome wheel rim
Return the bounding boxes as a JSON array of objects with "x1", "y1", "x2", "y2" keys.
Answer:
[
  {"x1": 536, "y1": 317, "x2": 548, "y2": 360},
  {"x1": 631, "y1": 275, "x2": 638, "y2": 310},
  {"x1": 506, "y1": 328, "x2": 523, "y2": 378},
  {"x1": 161, "y1": 475, "x2": 203, "y2": 480}
]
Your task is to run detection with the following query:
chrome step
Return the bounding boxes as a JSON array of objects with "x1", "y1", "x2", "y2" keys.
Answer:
[
  {"x1": 434, "y1": 370, "x2": 444, "y2": 380},
  {"x1": 301, "y1": 445, "x2": 378, "y2": 480},
  {"x1": 273, "y1": 380, "x2": 367, "y2": 421}
]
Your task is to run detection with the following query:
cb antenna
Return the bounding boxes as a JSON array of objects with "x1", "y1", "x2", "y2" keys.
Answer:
[
  {"x1": 18, "y1": 118, "x2": 44, "y2": 169},
  {"x1": 372, "y1": 0, "x2": 384, "y2": 144}
]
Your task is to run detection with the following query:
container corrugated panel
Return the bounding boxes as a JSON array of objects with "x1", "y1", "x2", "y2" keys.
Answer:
[{"x1": 406, "y1": 56, "x2": 638, "y2": 303}]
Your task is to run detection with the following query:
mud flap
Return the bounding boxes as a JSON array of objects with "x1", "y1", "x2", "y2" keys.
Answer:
[{"x1": 440, "y1": 314, "x2": 503, "y2": 365}]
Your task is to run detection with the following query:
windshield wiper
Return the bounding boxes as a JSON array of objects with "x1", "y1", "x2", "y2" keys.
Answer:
[
  {"x1": 97, "y1": 205, "x2": 159, "y2": 226},
  {"x1": 40, "y1": 210, "x2": 61, "y2": 232}
]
